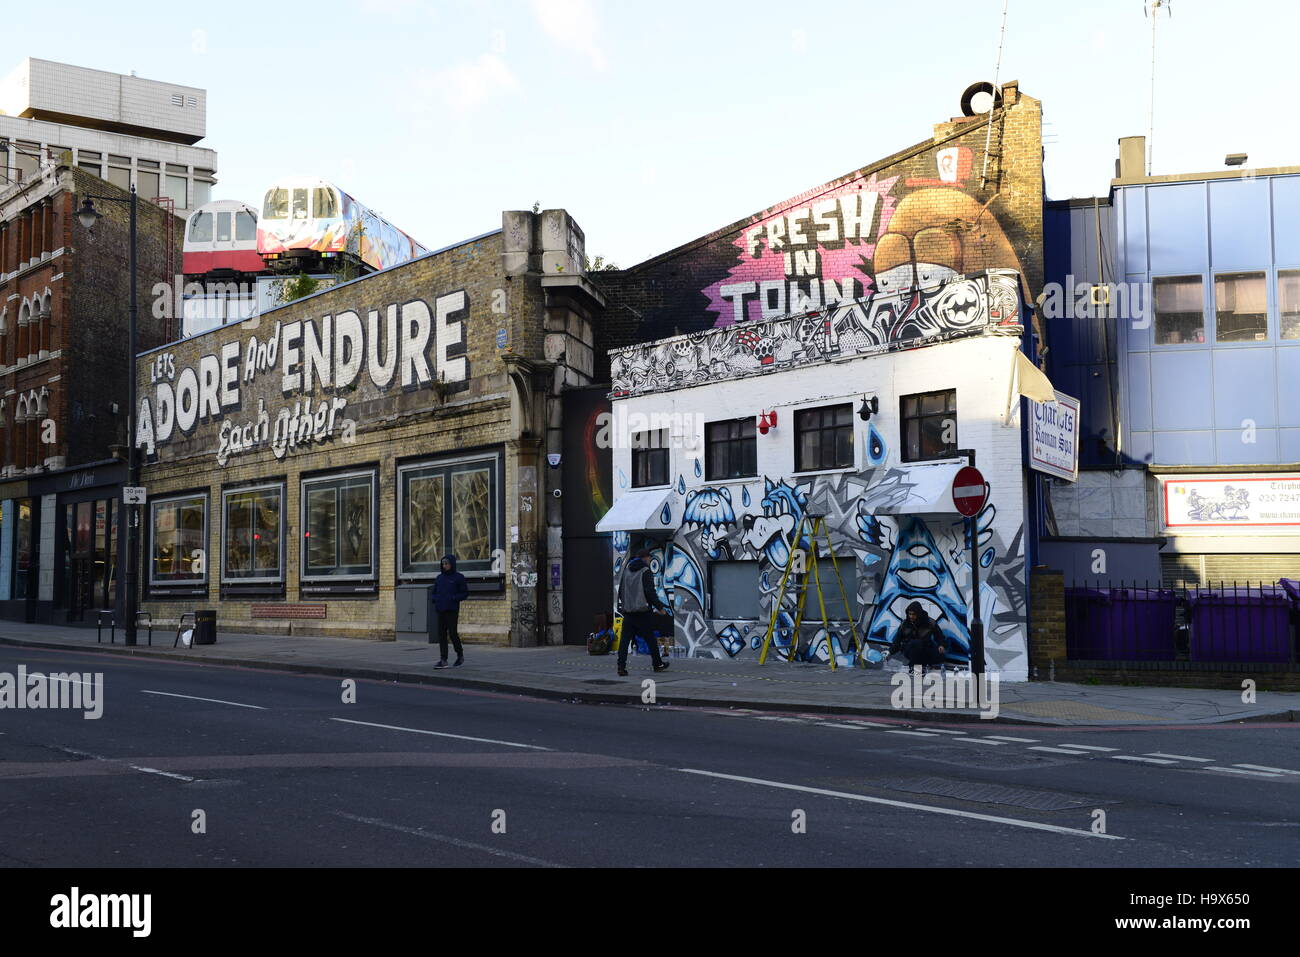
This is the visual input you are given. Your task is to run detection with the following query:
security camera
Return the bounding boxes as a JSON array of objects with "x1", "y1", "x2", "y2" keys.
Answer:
[{"x1": 552, "y1": 488, "x2": 563, "y2": 498}]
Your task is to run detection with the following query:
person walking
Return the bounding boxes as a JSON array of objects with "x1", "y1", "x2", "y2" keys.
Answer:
[
  {"x1": 430, "y1": 554, "x2": 469, "y2": 668},
  {"x1": 616, "y1": 548, "x2": 671, "y2": 678}
]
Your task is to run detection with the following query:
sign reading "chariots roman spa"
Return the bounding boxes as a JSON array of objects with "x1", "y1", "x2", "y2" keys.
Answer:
[{"x1": 137, "y1": 292, "x2": 470, "y2": 466}]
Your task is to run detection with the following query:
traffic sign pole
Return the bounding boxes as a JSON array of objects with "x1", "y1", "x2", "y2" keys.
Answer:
[{"x1": 952, "y1": 463, "x2": 988, "y2": 678}]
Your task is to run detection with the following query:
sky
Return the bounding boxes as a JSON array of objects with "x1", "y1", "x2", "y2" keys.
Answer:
[{"x1": 6, "y1": 0, "x2": 1296, "y2": 266}]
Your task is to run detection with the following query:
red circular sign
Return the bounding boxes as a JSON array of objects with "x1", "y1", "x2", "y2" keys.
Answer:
[{"x1": 952, "y1": 466, "x2": 988, "y2": 517}]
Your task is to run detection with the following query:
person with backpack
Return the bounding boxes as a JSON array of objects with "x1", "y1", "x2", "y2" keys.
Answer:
[
  {"x1": 889, "y1": 601, "x2": 947, "y2": 669},
  {"x1": 616, "y1": 547, "x2": 671, "y2": 677},
  {"x1": 429, "y1": 554, "x2": 469, "y2": 669}
]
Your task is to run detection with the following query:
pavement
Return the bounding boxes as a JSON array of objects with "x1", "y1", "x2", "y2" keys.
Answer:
[{"x1": 1, "y1": 620, "x2": 1297, "y2": 727}]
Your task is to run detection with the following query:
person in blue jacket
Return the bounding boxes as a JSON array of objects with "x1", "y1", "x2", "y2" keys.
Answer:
[{"x1": 430, "y1": 554, "x2": 469, "y2": 668}]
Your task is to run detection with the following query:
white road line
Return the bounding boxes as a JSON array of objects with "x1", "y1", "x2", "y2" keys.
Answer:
[
  {"x1": 330, "y1": 718, "x2": 552, "y2": 752},
  {"x1": 1209, "y1": 767, "x2": 1284, "y2": 779},
  {"x1": 141, "y1": 690, "x2": 266, "y2": 710},
  {"x1": 843, "y1": 720, "x2": 893, "y2": 728},
  {"x1": 1232, "y1": 764, "x2": 1300, "y2": 776},
  {"x1": 958, "y1": 738, "x2": 1008, "y2": 746},
  {"x1": 1110, "y1": 755, "x2": 1178, "y2": 766},
  {"x1": 1060, "y1": 745, "x2": 1120, "y2": 752},
  {"x1": 755, "y1": 716, "x2": 807, "y2": 723},
  {"x1": 48, "y1": 676, "x2": 95, "y2": 687},
  {"x1": 676, "y1": 768, "x2": 1123, "y2": 840},
  {"x1": 924, "y1": 729, "x2": 968, "y2": 736},
  {"x1": 985, "y1": 736, "x2": 1039, "y2": 743},
  {"x1": 336, "y1": 812, "x2": 565, "y2": 867},
  {"x1": 1028, "y1": 746, "x2": 1091, "y2": 756},
  {"x1": 128, "y1": 766, "x2": 196, "y2": 782},
  {"x1": 885, "y1": 730, "x2": 941, "y2": 738},
  {"x1": 816, "y1": 722, "x2": 872, "y2": 730},
  {"x1": 1145, "y1": 753, "x2": 1214, "y2": 763}
]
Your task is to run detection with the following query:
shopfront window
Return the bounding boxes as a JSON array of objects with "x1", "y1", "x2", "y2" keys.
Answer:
[
  {"x1": 14, "y1": 499, "x2": 32, "y2": 598},
  {"x1": 223, "y1": 485, "x2": 284, "y2": 582},
  {"x1": 150, "y1": 494, "x2": 207, "y2": 584},
  {"x1": 399, "y1": 454, "x2": 499, "y2": 578},
  {"x1": 301, "y1": 472, "x2": 374, "y2": 579}
]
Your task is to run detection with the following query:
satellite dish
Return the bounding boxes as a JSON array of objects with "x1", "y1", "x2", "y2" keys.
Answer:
[{"x1": 960, "y1": 81, "x2": 1003, "y2": 117}]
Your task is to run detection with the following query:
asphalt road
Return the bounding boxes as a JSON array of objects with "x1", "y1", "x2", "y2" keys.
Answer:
[{"x1": 0, "y1": 643, "x2": 1296, "y2": 867}]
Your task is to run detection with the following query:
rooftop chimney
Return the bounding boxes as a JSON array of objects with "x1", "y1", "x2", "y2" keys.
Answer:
[
  {"x1": 1225, "y1": 153, "x2": 1248, "y2": 167},
  {"x1": 1117, "y1": 136, "x2": 1146, "y2": 179}
]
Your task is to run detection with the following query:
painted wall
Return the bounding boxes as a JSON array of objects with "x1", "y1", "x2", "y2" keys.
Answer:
[{"x1": 608, "y1": 333, "x2": 1031, "y2": 680}]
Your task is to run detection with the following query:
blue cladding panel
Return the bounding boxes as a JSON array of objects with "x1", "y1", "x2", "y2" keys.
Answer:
[
  {"x1": 1278, "y1": 347, "x2": 1300, "y2": 427},
  {"x1": 1153, "y1": 431, "x2": 1215, "y2": 465},
  {"x1": 1211, "y1": 348, "x2": 1276, "y2": 428},
  {"x1": 1215, "y1": 429, "x2": 1278, "y2": 465},
  {"x1": 1210, "y1": 178, "x2": 1272, "y2": 269},
  {"x1": 1274, "y1": 176, "x2": 1300, "y2": 265},
  {"x1": 1151, "y1": 350, "x2": 1213, "y2": 430},
  {"x1": 1280, "y1": 428, "x2": 1300, "y2": 462},
  {"x1": 1126, "y1": 430, "x2": 1154, "y2": 463},
  {"x1": 1120, "y1": 188, "x2": 1147, "y2": 274},
  {"x1": 1126, "y1": 351, "x2": 1152, "y2": 431},
  {"x1": 1148, "y1": 183, "x2": 1208, "y2": 274},
  {"x1": 1124, "y1": 274, "x2": 1153, "y2": 351}
]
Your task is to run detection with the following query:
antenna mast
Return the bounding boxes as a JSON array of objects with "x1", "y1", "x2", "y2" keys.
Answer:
[
  {"x1": 1146, "y1": 0, "x2": 1173, "y2": 176},
  {"x1": 980, "y1": 0, "x2": 1011, "y2": 190}
]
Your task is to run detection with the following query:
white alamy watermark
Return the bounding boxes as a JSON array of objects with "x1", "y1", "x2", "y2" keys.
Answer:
[
  {"x1": 0, "y1": 667, "x2": 103, "y2": 719},
  {"x1": 50, "y1": 888, "x2": 150, "y2": 937},
  {"x1": 1037, "y1": 276, "x2": 1150, "y2": 327},
  {"x1": 890, "y1": 667, "x2": 1000, "y2": 720},
  {"x1": 595, "y1": 409, "x2": 706, "y2": 451}
]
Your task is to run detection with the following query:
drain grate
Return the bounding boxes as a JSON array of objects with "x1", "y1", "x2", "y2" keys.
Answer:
[{"x1": 875, "y1": 776, "x2": 1092, "y2": 811}]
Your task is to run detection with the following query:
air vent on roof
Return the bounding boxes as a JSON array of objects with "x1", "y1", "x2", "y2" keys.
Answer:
[
  {"x1": 186, "y1": 96, "x2": 197, "y2": 108},
  {"x1": 171, "y1": 94, "x2": 183, "y2": 107}
]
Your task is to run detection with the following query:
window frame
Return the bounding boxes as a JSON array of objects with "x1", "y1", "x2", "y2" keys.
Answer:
[
  {"x1": 1151, "y1": 274, "x2": 1208, "y2": 347},
  {"x1": 298, "y1": 469, "x2": 378, "y2": 583},
  {"x1": 705, "y1": 417, "x2": 758, "y2": 481},
  {"x1": 1212, "y1": 270, "x2": 1270, "y2": 344},
  {"x1": 708, "y1": 560, "x2": 762, "y2": 621},
  {"x1": 221, "y1": 482, "x2": 286, "y2": 585},
  {"x1": 631, "y1": 428, "x2": 671, "y2": 488},
  {"x1": 900, "y1": 389, "x2": 959, "y2": 464},
  {"x1": 147, "y1": 491, "x2": 209, "y2": 588},
  {"x1": 794, "y1": 403, "x2": 855, "y2": 473},
  {"x1": 396, "y1": 451, "x2": 503, "y2": 582},
  {"x1": 1279, "y1": 267, "x2": 1300, "y2": 342}
]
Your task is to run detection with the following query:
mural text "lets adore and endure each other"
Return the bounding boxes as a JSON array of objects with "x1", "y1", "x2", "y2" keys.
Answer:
[{"x1": 136, "y1": 292, "x2": 470, "y2": 465}]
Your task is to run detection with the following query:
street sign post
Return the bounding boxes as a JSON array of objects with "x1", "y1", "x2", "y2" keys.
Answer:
[
  {"x1": 123, "y1": 487, "x2": 147, "y2": 506},
  {"x1": 951, "y1": 466, "x2": 989, "y2": 676}
]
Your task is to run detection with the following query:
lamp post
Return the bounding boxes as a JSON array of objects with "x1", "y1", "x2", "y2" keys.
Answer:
[{"x1": 77, "y1": 187, "x2": 140, "y2": 646}]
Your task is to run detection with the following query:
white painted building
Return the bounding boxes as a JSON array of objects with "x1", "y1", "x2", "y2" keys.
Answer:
[
  {"x1": 0, "y1": 58, "x2": 216, "y2": 214},
  {"x1": 598, "y1": 269, "x2": 1050, "y2": 681}
]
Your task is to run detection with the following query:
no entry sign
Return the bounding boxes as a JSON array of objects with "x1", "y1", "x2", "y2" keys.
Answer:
[{"x1": 952, "y1": 466, "x2": 989, "y2": 517}]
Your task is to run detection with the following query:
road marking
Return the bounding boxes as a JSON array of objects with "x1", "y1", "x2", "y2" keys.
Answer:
[
  {"x1": 1060, "y1": 745, "x2": 1120, "y2": 752},
  {"x1": 816, "y1": 722, "x2": 873, "y2": 730},
  {"x1": 984, "y1": 736, "x2": 1039, "y2": 743},
  {"x1": 141, "y1": 690, "x2": 266, "y2": 710},
  {"x1": 1232, "y1": 764, "x2": 1300, "y2": 776},
  {"x1": 843, "y1": 720, "x2": 893, "y2": 728},
  {"x1": 335, "y1": 812, "x2": 565, "y2": 867},
  {"x1": 755, "y1": 716, "x2": 807, "y2": 723},
  {"x1": 958, "y1": 738, "x2": 1008, "y2": 746},
  {"x1": 1110, "y1": 755, "x2": 1178, "y2": 765},
  {"x1": 53, "y1": 746, "x2": 197, "y2": 783},
  {"x1": 129, "y1": 766, "x2": 196, "y2": 782},
  {"x1": 48, "y1": 675, "x2": 95, "y2": 687},
  {"x1": 1145, "y1": 753, "x2": 1214, "y2": 763},
  {"x1": 675, "y1": 768, "x2": 1123, "y2": 840},
  {"x1": 1028, "y1": 746, "x2": 1091, "y2": 755},
  {"x1": 330, "y1": 718, "x2": 552, "y2": 752},
  {"x1": 1209, "y1": 767, "x2": 1285, "y2": 779},
  {"x1": 924, "y1": 729, "x2": 968, "y2": 736},
  {"x1": 885, "y1": 730, "x2": 941, "y2": 738}
]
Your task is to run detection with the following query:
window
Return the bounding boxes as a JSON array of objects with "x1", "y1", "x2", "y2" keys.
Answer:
[
  {"x1": 106, "y1": 166, "x2": 131, "y2": 191},
  {"x1": 263, "y1": 189, "x2": 288, "y2": 220},
  {"x1": 399, "y1": 455, "x2": 500, "y2": 578},
  {"x1": 15, "y1": 143, "x2": 39, "y2": 182},
  {"x1": 192, "y1": 180, "x2": 213, "y2": 208},
  {"x1": 1153, "y1": 275, "x2": 1205, "y2": 345},
  {"x1": 223, "y1": 485, "x2": 284, "y2": 582},
  {"x1": 802, "y1": 559, "x2": 859, "y2": 622},
  {"x1": 901, "y1": 390, "x2": 957, "y2": 462},
  {"x1": 796, "y1": 404, "x2": 854, "y2": 471},
  {"x1": 301, "y1": 472, "x2": 375, "y2": 580},
  {"x1": 149, "y1": 494, "x2": 207, "y2": 584},
  {"x1": 165, "y1": 174, "x2": 188, "y2": 209},
  {"x1": 1281, "y1": 270, "x2": 1300, "y2": 341},
  {"x1": 1214, "y1": 271, "x2": 1268, "y2": 342},
  {"x1": 14, "y1": 499, "x2": 33, "y2": 597},
  {"x1": 188, "y1": 212, "x2": 213, "y2": 243},
  {"x1": 236, "y1": 210, "x2": 256, "y2": 241},
  {"x1": 76, "y1": 149, "x2": 101, "y2": 176},
  {"x1": 136, "y1": 170, "x2": 159, "y2": 200},
  {"x1": 631, "y1": 429, "x2": 670, "y2": 488},
  {"x1": 706, "y1": 418, "x2": 757, "y2": 481},
  {"x1": 710, "y1": 561, "x2": 761, "y2": 619},
  {"x1": 216, "y1": 211, "x2": 232, "y2": 243},
  {"x1": 313, "y1": 187, "x2": 338, "y2": 219},
  {"x1": 292, "y1": 188, "x2": 309, "y2": 219}
]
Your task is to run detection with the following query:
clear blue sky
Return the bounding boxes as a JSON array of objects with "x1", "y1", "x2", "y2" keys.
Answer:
[{"x1": 7, "y1": 0, "x2": 1294, "y2": 265}]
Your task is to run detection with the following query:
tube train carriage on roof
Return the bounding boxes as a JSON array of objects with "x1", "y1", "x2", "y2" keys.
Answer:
[
  {"x1": 183, "y1": 199, "x2": 266, "y2": 278},
  {"x1": 257, "y1": 177, "x2": 429, "y2": 275}
]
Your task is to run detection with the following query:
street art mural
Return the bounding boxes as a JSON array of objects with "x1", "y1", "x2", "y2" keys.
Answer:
[
  {"x1": 620, "y1": 467, "x2": 1026, "y2": 676},
  {"x1": 611, "y1": 270, "x2": 1022, "y2": 398}
]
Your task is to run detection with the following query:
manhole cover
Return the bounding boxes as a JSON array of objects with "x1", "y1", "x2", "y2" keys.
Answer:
[{"x1": 874, "y1": 776, "x2": 1092, "y2": 811}]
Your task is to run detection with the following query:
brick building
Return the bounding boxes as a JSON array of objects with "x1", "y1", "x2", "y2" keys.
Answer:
[
  {"x1": 0, "y1": 159, "x2": 178, "y2": 624},
  {"x1": 134, "y1": 209, "x2": 602, "y2": 644}
]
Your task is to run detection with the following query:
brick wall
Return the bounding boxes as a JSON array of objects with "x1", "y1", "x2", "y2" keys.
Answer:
[{"x1": 1028, "y1": 565, "x2": 1066, "y2": 679}]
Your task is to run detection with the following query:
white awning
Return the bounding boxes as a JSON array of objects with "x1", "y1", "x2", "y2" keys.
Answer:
[
  {"x1": 873, "y1": 462, "x2": 967, "y2": 515},
  {"x1": 596, "y1": 488, "x2": 679, "y2": 534}
]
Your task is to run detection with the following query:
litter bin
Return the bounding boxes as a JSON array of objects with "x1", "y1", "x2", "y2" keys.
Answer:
[{"x1": 194, "y1": 609, "x2": 217, "y2": 645}]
